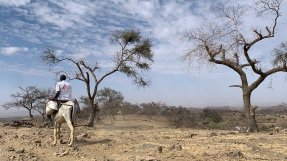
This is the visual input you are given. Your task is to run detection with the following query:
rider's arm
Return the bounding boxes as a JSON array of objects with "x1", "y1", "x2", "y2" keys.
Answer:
[
  {"x1": 54, "y1": 82, "x2": 60, "y2": 99},
  {"x1": 54, "y1": 91, "x2": 60, "y2": 99}
]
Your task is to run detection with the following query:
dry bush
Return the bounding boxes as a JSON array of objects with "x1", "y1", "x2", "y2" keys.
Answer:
[
  {"x1": 200, "y1": 108, "x2": 223, "y2": 124},
  {"x1": 162, "y1": 106, "x2": 198, "y2": 128}
]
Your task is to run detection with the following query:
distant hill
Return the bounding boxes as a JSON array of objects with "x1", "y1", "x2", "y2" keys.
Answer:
[
  {"x1": 187, "y1": 105, "x2": 287, "y2": 114},
  {"x1": 258, "y1": 105, "x2": 287, "y2": 114}
]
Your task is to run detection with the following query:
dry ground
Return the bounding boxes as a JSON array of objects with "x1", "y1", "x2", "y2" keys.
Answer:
[{"x1": 1, "y1": 115, "x2": 287, "y2": 161}]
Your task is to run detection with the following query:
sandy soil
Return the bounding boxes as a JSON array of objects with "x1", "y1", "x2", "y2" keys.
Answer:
[{"x1": 1, "y1": 115, "x2": 287, "y2": 161}]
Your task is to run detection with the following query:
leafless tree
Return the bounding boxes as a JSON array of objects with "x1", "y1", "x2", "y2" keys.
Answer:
[
  {"x1": 42, "y1": 29, "x2": 154, "y2": 127},
  {"x1": 2, "y1": 86, "x2": 50, "y2": 119},
  {"x1": 185, "y1": 0, "x2": 286, "y2": 132}
]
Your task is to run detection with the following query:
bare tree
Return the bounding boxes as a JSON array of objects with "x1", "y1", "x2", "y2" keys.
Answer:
[
  {"x1": 33, "y1": 89, "x2": 53, "y2": 120},
  {"x1": 2, "y1": 86, "x2": 50, "y2": 119},
  {"x1": 185, "y1": 0, "x2": 285, "y2": 132},
  {"x1": 42, "y1": 29, "x2": 154, "y2": 127}
]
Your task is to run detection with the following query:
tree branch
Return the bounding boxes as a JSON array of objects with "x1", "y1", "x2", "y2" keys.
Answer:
[{"x1": 229, "y1": 85, "x2": 242, "y2": 88}]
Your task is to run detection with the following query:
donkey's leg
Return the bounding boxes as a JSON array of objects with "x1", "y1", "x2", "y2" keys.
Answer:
[
  {"x1": 57, "y1": 123, "x2": 61, "y2": 139},
  {"x1": 58, "y1": 123, "x2": 64, "y2": 144},
  {"x1": 67, "y1": 122, "x2": 74, "y2": 146},
  {"x1": 63, "y1": 106, "x2": 75, "y2": 146},
  {"x1": 53, "y1": 122, "x2": 58, "y2": 145}
]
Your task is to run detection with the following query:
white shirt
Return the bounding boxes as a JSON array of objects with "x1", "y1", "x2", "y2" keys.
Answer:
[{"x1": 55, "y1": 80, "x2": 72, "y2": 100}]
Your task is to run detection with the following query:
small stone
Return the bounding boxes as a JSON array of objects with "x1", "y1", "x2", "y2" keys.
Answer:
[
  {"x1": 190, "y1": 133, "x2": 198, "y2": 138},
  {"x1": 175, "y1": 144, "x2": 182, "y2": 151},
  {"x1": 228, "y1": 150, "x2": 244, "y2": 158},
  {"x1": 82, "y1": 133, "x2": 89, "y2": 138},
  {"x1": 17, "y1": 148, "x2": 25, "y2": 153},
  {"x1": 269, "y1": 132, "x2": 274, "y2": 135},
  {"x1": 107, "y1": 159, "x2": 115, "y2": 161},
  {"x1": 157, "y1": 146, "x2": 163, "y2": 153},
  {"x1": 208, "y1": 132, "x2": 217, "y2": 137},
  {"x1": 228, "y1": 131, "x2": 237, "y2": 135},
  {"x1": 53, "y1": 152, "x2": 59, "y2": 156},
  {"x1": 275, "y1": 127, "x2": 280, "y2": 133},
  {"x1": 168, "y1": 144, "x2": 175, "y2": 151},
  {"x1": 9, "y1": 155, "x2": 16, "y2": 160},
  {"x1": 60, "y1": 150, "x2": 69, "y2": 157},
  {"x1": 35, "y1": 140, "x2": 41, "y2": 143},
  {"x1": 6, "y1": 147, "x2": 15, "y2": 151}
]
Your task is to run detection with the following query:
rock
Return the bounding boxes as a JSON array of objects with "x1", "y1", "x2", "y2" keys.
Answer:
[
  {"x1": 6, "y1": 146, "x2": 15, "y2": 151},
  {"x1": 175, "y1": 144, "x2": 182, "y2": 151},
  {"x1": 168, "y1": 144, "x2": 175, "y2": 151},
  {"x1": 228, "y1": 131, "x2": 237, "y2": 135},
  {"x1": 35, "y1": 140, "x2": 41, "y2": 143},
  {"x1": 234, "y1": 126, "x2": 241, "y2": 131},
  {"x1": 157, "y1": 146, "x2": 163, "y2": 153},
  {"x1": 3, "y1": 122, "x2": 9, "y2": 126},
  {"x1": 107, "y1": 159, "x2": 115, "y2": 161},
  {"x1": 208, "y1": 132, "x2": 217, "y2": 137},
  {"x1": 138, "y1": 156, "x2": 159, "y2": 161},
  {"x1": 190, "y1": 133, "x2": 198, "y2": 138},
  {"x1": 81, "y1": 133, "x2": 89, "y2": 138},
  {"x1": 17, "y1": 148, "x2": 25, "y2": 153},
  {"x1": 76, "y1": 133, "x2": 89, "y2": 140},
  {"x1": 53, "y1": 152, "x2": 59, "y2": 156},
  {"x1": 59, "y1": 150, "x2": 69, "y2": 157},
  {"x1": 228, "y1": 150, "x2": 244, "y2": 158},
  {"x1": 269, "y1": 132, "x2": 274, "y2": 135},
  {"x1": 9, "y1": 155, "x2": 16, "y2": 160},
  {"x1": 274, "y1": 127, "x2": 280, "y2": 133}
]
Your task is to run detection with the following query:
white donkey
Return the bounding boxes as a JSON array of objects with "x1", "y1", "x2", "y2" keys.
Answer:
[{"x1": 45, "y1": 100, "x2": 79, "y2": 146}]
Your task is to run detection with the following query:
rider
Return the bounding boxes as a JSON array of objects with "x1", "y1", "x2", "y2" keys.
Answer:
[{"x1": 47, "y1": 74, "x2": 73, "y2": 122}]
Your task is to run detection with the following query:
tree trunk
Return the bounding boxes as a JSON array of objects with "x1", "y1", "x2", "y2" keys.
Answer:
[
  {"x1": 87, "y1": 101, "x2": 98, "y2": 127},
  {"x1": 28, "y1": 110, "x2": 33, "y2": 119},
  {"x1": 243, "y1": 91, "x2": 258, "y2": 132},
  {"x1": 247, "y1": 106, "x2": 259, "y2": 132}
]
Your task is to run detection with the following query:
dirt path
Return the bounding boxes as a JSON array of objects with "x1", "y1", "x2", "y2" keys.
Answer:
[{"x1": 1, "y1": 116, "x2": 287, "y2": 161}]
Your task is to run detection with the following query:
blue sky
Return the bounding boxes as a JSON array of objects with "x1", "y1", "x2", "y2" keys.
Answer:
[{"x1": 1, "y1": 0, "x2": 287, "y2": 117}]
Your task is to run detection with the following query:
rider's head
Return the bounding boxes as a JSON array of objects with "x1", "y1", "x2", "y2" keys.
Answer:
[{"x1": 60, "y1": 75, "x2": 66, "y2": 81}]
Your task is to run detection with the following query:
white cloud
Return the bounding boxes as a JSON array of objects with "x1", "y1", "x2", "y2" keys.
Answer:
[
  {"x1": 0, "y1": 0, "x2": 31, "y2": 6},
  {"x1": 0, "y1": 47, "x2": 28, "y2": 55},
  {"x1": 0, "y1": 60, "x2": 49, "y2": 76},
  {"x1": 1, "y1": 0, "x2": 286, "y2": 78}
]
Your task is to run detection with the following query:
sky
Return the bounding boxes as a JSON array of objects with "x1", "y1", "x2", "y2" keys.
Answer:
[{"x1": 0, "y1": 0, "x2": 287, "y2": 117}]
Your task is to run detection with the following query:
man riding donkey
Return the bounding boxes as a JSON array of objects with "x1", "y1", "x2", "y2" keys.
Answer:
[
  {"x1": 46, "y1": 74, "x2": 73, "y2": 123},
  {"x1": 45, "y1": 74, "x2": 80, "y2": 146}
]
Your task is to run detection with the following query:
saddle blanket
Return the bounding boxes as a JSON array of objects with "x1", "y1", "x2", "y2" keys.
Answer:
[{"x1": 46, "y1": 100, "x2": 75, "y2": 115}]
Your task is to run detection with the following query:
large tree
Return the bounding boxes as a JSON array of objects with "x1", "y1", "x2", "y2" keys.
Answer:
[
  {"x1": 42, "y1": 29, "x2": 154, "y2": 127},
  {"x1": 2, "y1": 86, "x2": 50, "y2": 119},
  {"x1": 185, "y1": 0, "x2": 286, "y2": 132}
]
